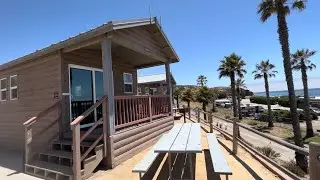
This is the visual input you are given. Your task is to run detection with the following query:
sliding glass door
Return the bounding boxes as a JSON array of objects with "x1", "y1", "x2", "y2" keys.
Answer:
[{"x1": 69, "y1": 65, "x2": 103, "y2": 128}]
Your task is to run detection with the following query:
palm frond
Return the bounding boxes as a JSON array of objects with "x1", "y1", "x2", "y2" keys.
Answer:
[
  {"x1": 258, "y1": 0, "x2": 277, "y2": 22},
  {"x1": 292, "y1": 0, "x2": 306, "y2": 11}
]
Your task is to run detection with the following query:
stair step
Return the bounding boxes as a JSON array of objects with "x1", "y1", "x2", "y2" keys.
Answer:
[
  {"x1": 53, "y1": 140, "x2": 93, "y2": 148},
  {"x1": 26, "y1": 160, "x2": 73, "y2": 176},
  {"x1": 40, "y1": 150, "x2": 73, "y2": 159}
]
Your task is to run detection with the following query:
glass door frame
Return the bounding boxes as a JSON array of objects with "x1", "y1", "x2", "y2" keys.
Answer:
[{"x1": 68, "y1": 64, "x2": 103, "y2": 129}]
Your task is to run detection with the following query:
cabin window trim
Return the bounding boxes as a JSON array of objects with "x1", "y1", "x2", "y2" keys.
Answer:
[
  {"x1": 10, "y1": 75, "x2": 18, "y2": 100},
  {"x1": 0, "y1": 78, "x2": 7, "y2": 101},
  {"x1": 123, "y1": 73, "x2": 133, "y2": 93}
]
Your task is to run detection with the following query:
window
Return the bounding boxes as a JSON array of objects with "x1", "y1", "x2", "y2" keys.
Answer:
[
  {"x1": 150, "y1": 88, "x2": 157, "y2": 95},
  {"x1": 145, "y1": 87, "x2": 149, "y2": 95},
  {"x1": 137, "y1": 87, "x2": 141, "y2": 94},
  {"x1": 0, "y1": 78, "x2": 7, "y2": 101},
  {"x1": 123, "y1": 73, "x2": 133, "y2": 93},
  {"x1": 10, "y1": 75, "x2": 18, "y2": 100}
]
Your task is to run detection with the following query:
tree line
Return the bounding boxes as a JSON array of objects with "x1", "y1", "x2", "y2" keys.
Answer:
[{"x1": 175, "y1": 0, "x2": 317, "y2": 172}]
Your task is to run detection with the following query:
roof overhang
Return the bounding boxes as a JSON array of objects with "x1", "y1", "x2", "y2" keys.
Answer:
[{"x1": 0, "y1": 17, "x2": 179, "y2": 70}]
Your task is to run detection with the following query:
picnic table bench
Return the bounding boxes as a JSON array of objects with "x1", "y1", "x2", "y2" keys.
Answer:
[
  {"x1": 206, "y1": 133, "x2": 232, "y2": 179},
  {"x1": 132, "y1": 134, "x2": 167, "y2": 179}
]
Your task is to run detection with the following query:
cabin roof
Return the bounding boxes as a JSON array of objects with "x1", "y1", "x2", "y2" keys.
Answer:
[
  {"x1": 0, "y1": 17, "x2": 179, "y2": 70},
  {"x1": 138, "y1": 73, "x2": 176, "y2": 84}
]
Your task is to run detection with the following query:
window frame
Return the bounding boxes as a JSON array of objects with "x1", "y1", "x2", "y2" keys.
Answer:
[
  {"x1": 145, "y1": 87, "x2": 150, "y2": 95},
  {"x1": 10, "y1": 75, "x2": 18, "y2": 100},
  {"x1": 137, "y1": 87, "x2": 141, "y2": 94},
  {"x1": 0, "y1": 78, "x2": 7, "y2": 101},
  {"x1": 123, "y1": 73, "x2": 133, "y2": 93}
]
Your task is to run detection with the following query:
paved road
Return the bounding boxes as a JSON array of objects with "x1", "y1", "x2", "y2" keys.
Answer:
[{"x1": 189, "y1": 110, "x2": 303, "y2": 161}]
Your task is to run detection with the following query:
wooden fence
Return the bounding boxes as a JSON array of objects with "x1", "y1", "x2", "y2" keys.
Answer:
[{"x1": 114, "y1": 95, "x2": 170, "y2": 130}]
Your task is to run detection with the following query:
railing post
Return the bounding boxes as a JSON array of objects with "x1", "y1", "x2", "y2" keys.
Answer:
[
  {"x1": 149, "y1": 96, "x2": 152, "y2": 121},
  {"x1": 310, "y1": 142, "x2": 320, "y2": 180},
  {"x1": 209, "y1": 113, "x2": 213, "y2": 133},
  {"x1": 197, "y1": 110, "x2": 200, "y2": 123},
  {"x1": 233, "y1": 122, "x2": 238, "y2": 154},
  {"x1": 24, "y1": 126, "x2": 32, "y2": 166},
  {"x1": 72, "y1": 124, "x2": 81, "y2": 180},
  {"x1": 102, "y1": 100, "x2": 108, "y2": 157},
  {"x1": 183, "y1": 106, "x2": 186, "y2": 123}
]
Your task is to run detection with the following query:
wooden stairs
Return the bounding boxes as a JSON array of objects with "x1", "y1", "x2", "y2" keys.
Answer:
[{"x1": 24, "y1": 139, "x2": 104, "y2": 180}]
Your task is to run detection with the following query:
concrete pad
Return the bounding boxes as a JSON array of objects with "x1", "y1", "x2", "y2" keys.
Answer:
[{"x1": 0, "y1": 149, "x2": 41, "y2": 180}]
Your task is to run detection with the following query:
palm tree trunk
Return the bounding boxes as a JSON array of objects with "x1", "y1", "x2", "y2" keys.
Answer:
[
  {"x1": 230, "y1": 73, "x2": 238, "y2": 117},
  {"x1": 301, "y1": 65, "x2": 314, "y2": 138},
  {"x1": 187, "y1": 101, "x2": 190, "y2": 108},
  {"x1": 212, "y1": 99, "x2": 216, "y2": 112},
  {"x1": 237, "y1": 87, "x2": 242, "y2": 120},
  {"x1": 276, "y1": 1, "x2": 307, "y2": 172},
  {"x1": 264, "y1": 74, "x2": 273, "y2": 127}
]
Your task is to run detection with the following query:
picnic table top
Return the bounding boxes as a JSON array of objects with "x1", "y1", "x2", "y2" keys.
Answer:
[{"x1": 153, "y1": 123, "x2": 202, "y2": 153}]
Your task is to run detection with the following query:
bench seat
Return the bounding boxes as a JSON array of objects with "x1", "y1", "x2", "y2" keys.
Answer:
[
  {"x1": 206, "y1": 133, "x2": 232, "y2": 179},
  {"x1": 132, "y1": 134, "x2": 167, "y2": 179}
]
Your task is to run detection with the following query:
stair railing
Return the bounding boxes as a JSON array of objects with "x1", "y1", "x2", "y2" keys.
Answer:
[
  {"x1": 23, "y1": 100, "x2": 62, "y2": 165},
  {"x1": 70, "y1": 95, "x2": 108, "y2": 180}
]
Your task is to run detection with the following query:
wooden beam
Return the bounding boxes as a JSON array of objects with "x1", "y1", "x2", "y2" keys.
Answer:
[
  {"x1": 62, "y1": 36, "x2": 103, "y2": 53},
  {"x1": 101, "y1": 35, "x2": 115, "y2": 168}
]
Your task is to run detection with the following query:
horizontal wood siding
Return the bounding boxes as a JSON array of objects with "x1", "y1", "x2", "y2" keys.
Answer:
[
  {"x1": 112, "y1": 116, "x2": 173, "y2": 166},
  {"x1": 0, "y1": 53, "x2": 61, "y2": 151}
]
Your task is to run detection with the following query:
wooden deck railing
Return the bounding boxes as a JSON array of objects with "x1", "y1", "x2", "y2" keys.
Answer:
[
  {"x1": 114, "y1": 95, "x2": 170, "y2": 130},
  {"x1": 70, "y1": 95, "x2": 108, "y2": 180},
  {"x1": 23, "y1": 101, "x2": 62, "y2": 165}
]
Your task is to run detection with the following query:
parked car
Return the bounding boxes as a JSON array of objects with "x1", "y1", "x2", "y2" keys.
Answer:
[{"x1": 310, "y1": 107, "x2": 320, "y2": 116}]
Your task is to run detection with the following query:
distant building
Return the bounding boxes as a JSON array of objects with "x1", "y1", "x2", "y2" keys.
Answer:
[{"x1": 138, "y1": 73, "x2": 176, "y2": 95}]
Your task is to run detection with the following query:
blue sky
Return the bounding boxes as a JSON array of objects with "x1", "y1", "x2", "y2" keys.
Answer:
[{"x1": 0, "y1": 0, "x2": 319, "y2": 92}]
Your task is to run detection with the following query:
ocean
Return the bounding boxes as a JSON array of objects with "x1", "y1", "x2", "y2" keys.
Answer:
[{"x1": 254, "y1": 88, "x2": 320, "y2": 97}]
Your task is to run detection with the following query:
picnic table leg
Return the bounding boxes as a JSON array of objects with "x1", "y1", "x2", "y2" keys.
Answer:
[
  {"x1": 168, "y1": 153, "x2": 172, "y2": 180},
  {"x1": 188, "y1": 153, "x2": 195, "y2": 180}
]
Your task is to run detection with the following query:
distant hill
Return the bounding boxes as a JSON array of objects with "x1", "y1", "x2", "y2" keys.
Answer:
[{"x1": 176, "y1": 85, "x2": 253, "y2": 97}]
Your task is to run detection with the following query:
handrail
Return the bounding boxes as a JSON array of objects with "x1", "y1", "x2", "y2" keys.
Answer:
[
  {"x1": 114, "y1": 94, "x2": 169, "y2": 100},
  {"x1": 70, "y1": 95, "x2": 108, "y2": 126},
  {"x1": 189, "y1": 108, "x2": 309, "y2": 156},
  {"x1": 23, "y1": 101, "x2": 61, "y2": 126}
]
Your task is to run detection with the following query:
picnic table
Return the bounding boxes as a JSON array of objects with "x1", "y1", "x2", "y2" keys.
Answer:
[{"x1": 153, "y1": 123, "x2": 202, "y2": 180}]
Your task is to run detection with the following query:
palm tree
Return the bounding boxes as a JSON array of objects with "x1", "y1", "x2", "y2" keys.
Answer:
[
  {"x1": 236, "y1": 78, "x2": 247, "y2": 121},
  {"x1": 197, "y1": 75, "x2": 207, "y2": 87},
  {"x1": 182, "y1": 88, "x2": 194, "y2": 108},
  {"x1": 210, "y1": 89, "x2": 219, "y2": 112},
  {"x1": 196, "y1": 86, "x2": 212, "y2": 120},
  {"x1": 218, "y1": 53, "x2": 246, "y2": 117},
  {"x1": 252, "y1": 60, "x2": 278, "y2": 128},
  {"x1": 258, "y1": 0, "x2": 308, "y2": 171},
  {"x1": 291, "y1": 49, "x2": 317, "y2": 138},
  {"x1": 173, "y1": 87, "x2": 183, "y2": 108}
]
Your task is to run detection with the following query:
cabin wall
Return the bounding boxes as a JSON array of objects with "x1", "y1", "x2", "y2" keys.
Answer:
[
  {"x1": 111, "y1": 116, "x2": 173, "y2": 166},
  {"x1": 138, "y1": 82, "x2": 167, "y2": 95},
  {"x1": 0, "y1": 53, "x2": 61, "y2": 151}
]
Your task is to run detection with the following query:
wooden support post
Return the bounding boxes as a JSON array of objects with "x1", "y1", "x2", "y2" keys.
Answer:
[
  {"x1": 101, "y1": 36, "x2": 115, "y2": 168},
  {"x1": 72, "y1": 124, "x2": 81, "y2": 180},
  {"x1": 149, "y1": 96, "x2": 152, "y2": 121},
  {"x1": 233, "y1": 122, "x2": 238, "y2": 154},
  {"x1": 102, "y1": 100, "x2": 108, "y2": 157},
  {"x1": 310, "y1": 142, "x2": 320, "y2": 180},
  {"x1": 197, "y1": 110, "x2": 200, "y2": 123},
  {"x1": 209, "y1": 113, "x2": 213, "y2": 133},
  {"x1": 165, "y1": 63, "x2": 173, "y2": 116}
]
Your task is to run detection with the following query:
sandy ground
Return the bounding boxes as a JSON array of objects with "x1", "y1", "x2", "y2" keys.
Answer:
[{"x1": 89, "y1": 118, "x2": 280, "y2": 180}]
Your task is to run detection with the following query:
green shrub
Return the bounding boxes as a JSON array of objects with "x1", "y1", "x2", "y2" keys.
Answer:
[
  {"x1": 256, "y1": 146, "x2": 281, "y2": 160},
  {"x1": 281, "y1": 160, "x2": 306, "y2": 177},
  {"x1": 250, "y1": 96, "x2": 278, "y2": 105},
  {"x1": 278, "y1": 97, "x2": 290, "y2": 107}
]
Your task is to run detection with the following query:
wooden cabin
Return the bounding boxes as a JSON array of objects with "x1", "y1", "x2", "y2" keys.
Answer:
[
  {"x1": 138, "y1": 73, "x2": 176, "y2": 95},
  {"x1": 0, "y1": 17, "x2": 179, "y2": 180}
]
